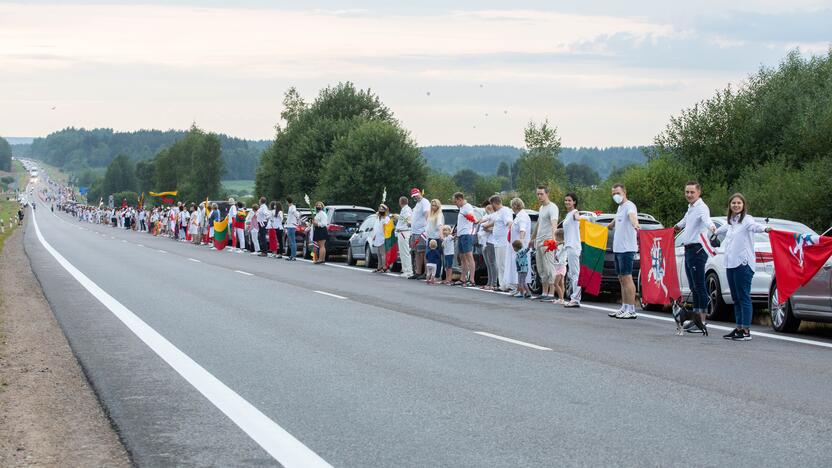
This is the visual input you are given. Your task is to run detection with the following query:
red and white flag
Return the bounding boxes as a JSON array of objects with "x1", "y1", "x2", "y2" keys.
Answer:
[
  {"x1": 639, "y1": 228, "x2": 682, "y2": 305},
  {"x1": 770, "y1": 230, "x2": 832, "y2": 302},
  {"x1": 698, "y1": 231, "x2": 717, "y2": 257}
]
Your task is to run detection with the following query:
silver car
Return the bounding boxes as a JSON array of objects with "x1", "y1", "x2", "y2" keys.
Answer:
[{"x1": 347, "y1": 214, "x2": 382, "y2": 267}]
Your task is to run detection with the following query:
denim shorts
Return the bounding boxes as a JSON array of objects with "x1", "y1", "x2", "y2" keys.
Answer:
[
  {"x1": 614, "y1": 251, "x2": 636, "y2": 276},
  {"x1": 444, "y1": 254, "x2": 454, "y2": 268},
  {"x1": 458, "y1": 234, "x2": 474, "y2": 253}
]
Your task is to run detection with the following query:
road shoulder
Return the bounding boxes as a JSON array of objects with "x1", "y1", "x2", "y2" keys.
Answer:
[{"x1": 0, "y1": 225, "x2": 130, "y2": 467}]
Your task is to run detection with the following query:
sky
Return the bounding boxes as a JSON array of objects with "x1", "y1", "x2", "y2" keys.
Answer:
[{"x1": 1, "y1": 1, "x2": 830, "y2": 147}]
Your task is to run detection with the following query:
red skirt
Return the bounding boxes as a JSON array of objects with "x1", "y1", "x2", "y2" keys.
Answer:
[{"x1": 268, "y1": 229, "x2": 278, "y2": 253}]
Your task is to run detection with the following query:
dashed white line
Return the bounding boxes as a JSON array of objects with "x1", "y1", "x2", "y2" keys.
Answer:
[
  {"x1": 314, "y1": 290, "x2": 347, "y2": 300},
  {"x1": 474, "y1": 332, "x2": 552, "y2": 351},
  {"x1": 235, "y1": 270, "x2": 254, "y2": 276},
  {"x1": 137, "y1": 244, "x2": 144, "y2": 248},
  {"x1": 188, "y1": 258, "x2": 201, "y2": 263},
  {"x1": 158, "y1": 249, "x2": 167, "y2": 254},
  {"x1": 30, "y1": 210, "x2": 332, "y2": 467}
]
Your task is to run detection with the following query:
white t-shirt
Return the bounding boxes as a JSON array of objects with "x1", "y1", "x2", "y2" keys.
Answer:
[
  {"x1": 478, "y1": 213, "x2": 493, "y2": 245},
  {"x1": 443, "y1": 234, "x2": 455, "y2": 255},
  {"x1": 563, "y1": 209, "x2": 581, "y2": 250},
  {"x1": 274, "y1": 210, "x2": 284, "y2": 229},
  {"x1": 411, "y1": 198, "x2": 430, "y2": 235},
  {"x1": 396, "y1": 205, "x2": 412, "y2": 231},
  {"x1": 372, "y1": 215, "x2": 388, "y2": 247},
  {"x1": 613, "y1": 200, "x2": 638, "y2": 253},
  {"x1": 456, "y1": 203, "x2": 476, "y2": 236},
  {"x1": 512, "y1": 210, "x2": 532, "y2": 248},
  {"x1": 535, "y1": 202, "x2": 559, "y2": 246},
  {"x1": 314, "y1": 210, "x2": 328, "y2": 228},
  {"x1": 491, "y1": 206, "x2": 512, "y2": 247},
  {"x1": 286, "y1": 205, "x2": 299, "y2": 227}
]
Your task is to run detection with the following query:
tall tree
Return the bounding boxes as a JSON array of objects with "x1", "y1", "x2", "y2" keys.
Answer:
[
  {"x1": 452, "y1": 169, "x2": 480, "y2": 195},
  {"x1": 317, "y1": 119, "x2": 425, "y2": 207},
  {"x1": 515, "y1": 119, "x2": 565, "y2": 194},
  {"x1": 565, "y1": 163, "x2": 601, "y2": 187},
  {"x1": 102, "y1": 154, "x2": 137, "y2": 196},
  {"x1": 0, "y1": 137, "x2": 11, "y2": 172}
]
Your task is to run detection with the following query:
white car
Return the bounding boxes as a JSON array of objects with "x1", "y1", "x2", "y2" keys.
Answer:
[{"x1": 641, "y1": 217, "x2": 817, "y2": 320}]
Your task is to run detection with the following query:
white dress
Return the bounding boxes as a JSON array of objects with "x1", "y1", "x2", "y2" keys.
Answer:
[{"x1": 503, "y1": 210, "x2": 532, "y2": 287}]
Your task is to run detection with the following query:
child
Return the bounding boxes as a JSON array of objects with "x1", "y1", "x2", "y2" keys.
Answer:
[
  {"x1": 425, "y1": 239, "x2": 441, "y2": 284},
  {"x1": 513, "y1": 240, "x2": 531, "y2": 298},
  {"x1": 441, "y1": 225, "x2": 455, "y2": 285},
  {"x1": 553, "y1": 244, "x2": 567, "y2": 304}
]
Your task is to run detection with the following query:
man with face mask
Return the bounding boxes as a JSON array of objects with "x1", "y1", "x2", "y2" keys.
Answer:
[
  {"x1": 607, "y1": 183, "x2": 641, "y2": 319},
  {"x1": 674, "y1": 181, "x2": 716, "y2": 335}
]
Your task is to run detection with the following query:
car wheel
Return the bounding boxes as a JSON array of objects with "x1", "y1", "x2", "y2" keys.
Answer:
[
  {"x1": 769, "y1": 280, "x2": 801, "y2": 333},
  {"x1": 636, "y1": 276, "x2": 664, "y2": 311},
  {"x1": 346, "y1": 245, "x2": 357, "y2": 265},
  {"x1": 706, "y1": 272, "x2": 730, "y2": 320},
  {"x1": 365, "y1": 244, "x2": 376, "y2": 268},
  {"x1": 528, "y1": 273, "x2": 542, "y2": 295}
]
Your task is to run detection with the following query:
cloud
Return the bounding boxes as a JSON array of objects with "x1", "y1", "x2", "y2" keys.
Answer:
[{"x1": 695, "y1": 9, "x2": 832, "y2": 43}]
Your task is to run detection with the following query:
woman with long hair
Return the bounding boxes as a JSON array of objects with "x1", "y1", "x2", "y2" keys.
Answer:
[
  {"x1": 715, "y1": 193, "x2": 771, "y2": 341},
  {"x1": 426, "y1": 199, "x2": 445, "y2": 272},
  {"x1": 312, "y1": 201, "x2": 329, "y2": 264}
]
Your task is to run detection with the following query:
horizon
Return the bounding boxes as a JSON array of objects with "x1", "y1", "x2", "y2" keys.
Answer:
[{"x1": 2, "y1": 1, "x2": 830, "y2": 148}]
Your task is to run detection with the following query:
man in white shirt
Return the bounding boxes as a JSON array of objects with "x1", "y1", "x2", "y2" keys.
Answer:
[
  {"x1": 607, "y1": 183, "x2": 641, "y2": 319},
  {"x1": 454, "y1": 192, "x2": 477, "y2": 285},
  {"x1": 409, "y1": 188, "x2": 431, "y2": 279},
  {"x1": 486, "y1": 195, "x2": 513, "y2": 290},
  {"x1": 674, "y1": 181, "x2": 716, "y2": 333},
  {"x1": 532, "y1": 185, "x2": 559, "y2": 301},
  {"x1": 227, "y1": 198, "x2": 238, "y2": 251},
  {"x1": 257, "y1": 197, "x2": 271, "y2": 256},
  {"x1": 395, "y1": 196, "x2": 413, "y2": 277},
  {"x1": 562, "y1": 192, "x2": 583, "y2": 308},
  {"x1": 285, "y1": 197, "x2": 299, "y2": 260}
]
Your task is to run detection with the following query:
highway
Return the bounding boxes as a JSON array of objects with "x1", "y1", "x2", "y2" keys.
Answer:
[{"x1": 24, "y1": 197, "x2": 832, "y2": 467}]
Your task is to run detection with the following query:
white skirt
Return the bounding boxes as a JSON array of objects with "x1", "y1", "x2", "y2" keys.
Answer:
[{"x1": 503, "y1": 248, "x2": 518, "y2": 286}]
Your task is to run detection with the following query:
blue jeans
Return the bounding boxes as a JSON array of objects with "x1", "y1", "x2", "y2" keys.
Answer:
[
  {"x1": 286, "y1": 227, "x2": 297, "y2": 258},
  {"x1": 726, "y1": 264, "x2": 754, "y2": 328},
  {"x1": 684, "y1": 245, "x2": 708, "y2": 312}
]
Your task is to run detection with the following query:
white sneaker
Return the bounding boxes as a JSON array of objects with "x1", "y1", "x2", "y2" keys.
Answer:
[
  {"x1": 609, "y1": 307, "x2": 623, "y2": 317},
  {"x1": 616, "y1": 310, "x2": 638, "y2": 319}
]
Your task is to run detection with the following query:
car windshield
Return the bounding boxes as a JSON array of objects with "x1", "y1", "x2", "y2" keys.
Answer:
[
  {"x1": 442, "y1": 209, "x2": 458, "y2": 228},
  {"x1": 332, "y1": 209, "x2": 373, "y2": 225}
]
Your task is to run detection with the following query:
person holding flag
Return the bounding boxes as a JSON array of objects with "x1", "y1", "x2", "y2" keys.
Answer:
[
  {"x1": 714, "y1": 193, "x2": 771, "y2": 341},
  {"x1": 673, "y1": 181, "x2": 716, "y2": 334}
]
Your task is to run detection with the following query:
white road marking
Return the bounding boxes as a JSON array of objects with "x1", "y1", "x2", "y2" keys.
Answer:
[
  {"x1": 188, "y1": 258, "x2": 201, "y2": 263},
  {"x1": 31, "y1": 207, "x2": 332, "y2": 467},
  {"x1": 137, "y1": 244, "x2": 144, "y2": 248},
  {"x1": 325, "y1": 263, "x2": 370, "y2": 273},
  {"x1": 474, "y1": 332, "x2": 552, "y2": 351},
  {"x1": 578, "y1": 303, "x2": 832, "y2": 350},
  {"x1": 235, "y1": 270, "x2": 254, "y2": 276},
  {"x1": 122, "y1": 240, "x2": 128, "y2": 243},
  {"x1": 158, "y1": 250, "x2": 167, "y2": 254},
  {"x1": 314, "y1": 290, "x2": 347, "y2": 300}
]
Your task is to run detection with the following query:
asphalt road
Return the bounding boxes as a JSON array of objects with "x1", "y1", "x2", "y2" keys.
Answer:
[{"x1": 23, "y1": 198, "x2": 832, "y2": 467}]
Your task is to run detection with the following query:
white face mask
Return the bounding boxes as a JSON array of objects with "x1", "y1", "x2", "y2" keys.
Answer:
[{"x1": 612, "y1": 194, "x2": 624, "y2": 205}]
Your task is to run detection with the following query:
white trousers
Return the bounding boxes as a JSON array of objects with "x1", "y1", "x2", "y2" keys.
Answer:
[
  {"x1": 397, "y1": 231, "x2": 413, "y2": 276},
  {"x1": 494, "y1": 245, "x2": 507, "y2": 289},
  {"x1": 567, "y1": 246, "x2": 582, "y2": 303},
  {"x1": 251, "y1": 228, "x2": 260, "y2": 252},
  {"x1": 234, "y1": 228, "x2": 245, "y2": 249}
]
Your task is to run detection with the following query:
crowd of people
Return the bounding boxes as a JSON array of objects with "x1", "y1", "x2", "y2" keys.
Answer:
[{"x1": 51, "y1": 179, "x2": 769, "y2": 341}]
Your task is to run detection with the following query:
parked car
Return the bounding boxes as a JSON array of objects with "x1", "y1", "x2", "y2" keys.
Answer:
[
  {"x1": 282, "y1": 209, "x2": 311, "y2": 256},
  {"x1": 769, "y1": 255, "x2": 832, "y2": 332},
  {"x1": 302, "y1": 205, "x2": 374, "y2": 258},
  {"x1": 642, "y1": 217, "x2": 817, "y2": 320},
  {"x1": 347, "y1": 213, "x2": 385, "y2": 268}
]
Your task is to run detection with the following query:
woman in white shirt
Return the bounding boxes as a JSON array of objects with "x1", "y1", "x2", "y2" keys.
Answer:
[
  {"x1": 563, "y1": 193, "x2": 583, "y2": 308},
  {"x1": 506, "y1": 198, "x2": 532, "y2": 296},
  {"x1": 479, "y1": 204, "x2": 497, "y2": 290},
  {"x1": 312, "y1": 201, "x2": 329, "y2": 264},
  {"x1": 715, "y1": 193, "x2": 771, "y2": 341},
  {"x1": 372, "y1": 204, "x2": 391, "y2": 273}
]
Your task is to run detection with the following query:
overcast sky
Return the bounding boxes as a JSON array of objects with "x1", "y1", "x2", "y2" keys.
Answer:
[{"x1": 1, "y1": 1, "x2": 830, "y2": 147}]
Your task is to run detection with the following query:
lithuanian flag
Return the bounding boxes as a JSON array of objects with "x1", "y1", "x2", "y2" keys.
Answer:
[
  {"x1": 384, "y1": 217, "x2": 398, "y2": 269},
  {"x1": 213, "y1": 218, "x2": 229, "y2": 250},
  {"x1": 578, "y1": 219, "x2": 608, "y2": 296},
  {"x1": 235, "y1": 210, "x2": 247, "y2": 225}
]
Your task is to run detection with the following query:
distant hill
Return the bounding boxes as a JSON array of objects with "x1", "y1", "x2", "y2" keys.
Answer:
[
  {"x1": 2, "y1": 137, "x2": 35, "y2": 145},
  {"x1": 420, "y1": 145, "x2": 647, "y2": 179},
  {"x1": 17, "y1": 128, "x2": 270, "y2": 180}
]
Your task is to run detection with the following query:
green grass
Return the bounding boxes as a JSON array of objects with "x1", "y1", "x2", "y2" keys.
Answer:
[
  {"x1": 222, "y1": 179, "x2": 255, "y2": 195},
  {"x1": 0, "y1": 200, "x2": 19, "y2": 253}
]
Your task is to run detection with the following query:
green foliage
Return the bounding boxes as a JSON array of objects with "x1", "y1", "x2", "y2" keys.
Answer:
[
  {"x1": 317, "y1": 119, "x2": 426, "y2": 207},
  {"x1": 25, "y1": 127, "x2": 265, "y2": 179},
  {"x1": 735, "y1": 157, "x2": 832, "y2": 231},
  {"x1": 565, "y1": 163, "x2": 601, "y2": 187},
  {"x1": 515, "y1": 119, "x2": 566, "y2": 196},
  {"x1": 424, "y1": 169, "x2": 460, "y2": 203},
  {"x1": 152, "y1": 126, "x2": 224, "y2": 203},
  {"x1": 112, "y1": 191, "x2": 140, "y2": 208},
  {"x1": 655, "y1": 49, "x2": 832, "y2": 187},
  {"x1": 452, "y1": 169, "x2": 480, "y2": 194},
  {"x1": 102, "y1": 154, "x2": 137, "y2": 196},
  {"x1": 256, "y1": 82, "x2": 408, "y2": 204},
  {"x1": 0, "y1": 137, "x2": 11, "y2": 172},
  {"x1": 135, "y1": 160, "x2": 155, "y2": 194},
  {"x1": 473, "y1": 176, "x2": 505, "y2": 204}
]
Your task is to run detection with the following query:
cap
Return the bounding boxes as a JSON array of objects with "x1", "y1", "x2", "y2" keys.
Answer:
[{"x1": 410, "y1": 188, "x2": 421, "y2": 197}]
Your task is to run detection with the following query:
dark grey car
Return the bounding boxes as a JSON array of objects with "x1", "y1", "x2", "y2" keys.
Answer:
[{"x1": 769, "y1": 256, "x2": 832, "y2": 332}]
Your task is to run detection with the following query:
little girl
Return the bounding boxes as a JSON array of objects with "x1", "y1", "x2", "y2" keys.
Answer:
[
  {"x1": 425, "y1": 239, "x2": 441, "y2": 284},
  {"x1": 441, "y1": 225, "x2": 455, "y2": 285},
  {"x1": 513, "y1": 240, "x2": 531, "y2": 298}
]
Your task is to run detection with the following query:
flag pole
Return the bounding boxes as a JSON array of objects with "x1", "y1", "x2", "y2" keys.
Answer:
[{"x1": 820, "y1": 226, "x2": 832, "y2": 237}]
